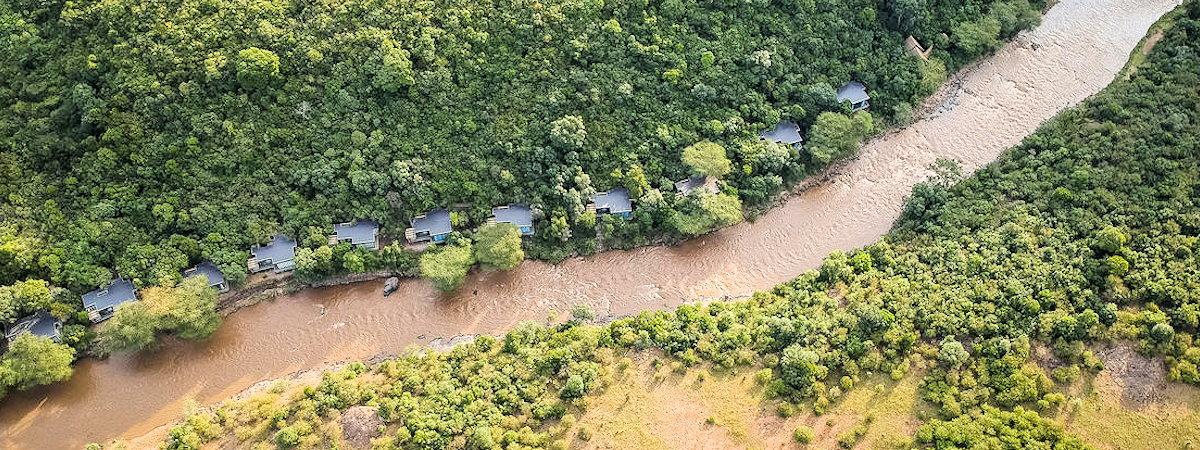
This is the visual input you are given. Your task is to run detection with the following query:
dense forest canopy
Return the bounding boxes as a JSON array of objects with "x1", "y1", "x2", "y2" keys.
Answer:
[
  {"x1": 156, "y1": 2, "x2": 1200, "y2": 448},
  {"x1": 0, "y1": 0, "x2": 1036, "y2": 291},
  {"x1": 0, "y1": 0, "x2": 1042, "y2": 393}
]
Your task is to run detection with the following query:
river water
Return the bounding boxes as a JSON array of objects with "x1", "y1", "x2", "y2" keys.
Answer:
[{"x1": 0, "y1": 0, "x2": 1179, "y2": 447}]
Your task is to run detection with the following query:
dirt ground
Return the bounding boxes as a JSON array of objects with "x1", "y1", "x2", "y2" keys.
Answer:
[
  {"x1": 1093, "y1": 343, "x2": 1169, "y2": 408},
  {"x1": 1057, "y1": 342, "x2": 1200, "y2": 449},
  {"x1": 338, "y1": 406, "x2": 383, "y2": 449}
]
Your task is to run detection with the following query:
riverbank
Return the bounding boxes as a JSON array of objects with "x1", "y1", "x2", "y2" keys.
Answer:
[
  {"x1": 0, "y1": 0, "x2": 1181, "y2": 447},
  {"x1": 215, "y1": 270, "x2": 395, "y2": 314}
]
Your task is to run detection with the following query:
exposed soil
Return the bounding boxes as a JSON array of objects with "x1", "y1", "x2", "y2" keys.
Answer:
[
  {"x1": 339, "y1": 406, "x2": 383, "y2": 449},
  {"x1": 1141, "y1": 29, "x2": 1166, "y2": 55},
  {"x1": 1094, "y1": 343, "x2": 1168, "y2": 409},
  {"x1": 1058, "y1": 342, "x2": 1200, "y2": 449}
]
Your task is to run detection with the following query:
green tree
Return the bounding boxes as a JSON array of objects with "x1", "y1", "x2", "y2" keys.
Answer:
[
  {"x1": 474, "y1": 223, "x2": 525, "y2": 270},
  {"x1": 991, "y1": 0, "x2": 1041, "y2": 37},
  {"x1": 419, "y1": 243, "x2": 475, "y2": 292},
  {"x1": 0, "y1": 279, "x2": 54, "y2": 322},
  {"x1": 807, "y1": 111, "x2": 874, "y2": 165},
  {"x1": 294, "y1": 246, "x2": 334, "y2": 282},
  {"x1": 780, "y1": 345, "x2": 827, "y2": 396},
  {"x1": 549, "y1": 116, "x2": 587, "y2": 149},
  {"x1": 918, "y1": 59, "x2": 948, "y2": 97},
  {"x1": 915, "y1": 406, "x2": 1089, "y2": 449},
  {"x1": 699, "y1": 194, "x2": 743, "y2": 228},
  {"x1": 671, "y1": 193, "x2": 744, "y2": 236},
  {"x1": 1150, "y1": 323, "x2": 1174, "y2": 343},
  {"x1": 374, "y1": 39, "x2": 415, "y2": 92},
  {"x1": 0, "y1": 334, "x2": 75, "y2": 393},
  {"x1": 116, "y1": 243, "x2": 189, "y2": 287},
  {"x1": 939, "y1": 336, "x2": 970, "y2": 368},
  {"x1": 95, "y1": 302, "x2": 160, "y2": 354},
  {"x1": 682, "y1": 141, "x2": 732, "y2": 178},
  {"x1": 342, "y1": 252, "x2": 366, "y2": 273},
  {"x1": 952, "y1": 17, "x2": 1002, "y2": 57},
  {"x1": 623, "y1": 164, "x2": 650, "y2": 198},
  {"x1": 153, "y1": 277, "x2": 221, "y2": 341},
  {"x1": 545, "y1": 211, "x2": 572, "y2": 242},
  {"x1": 887, "y1": 0, "x2": 928, "y2": 34},
  {"x1": 1093, "y1": 226, "x2": 1128, "y2": 253},
  {"x1": 235, "y1": 47, "x2": 280, "y2": 89}
]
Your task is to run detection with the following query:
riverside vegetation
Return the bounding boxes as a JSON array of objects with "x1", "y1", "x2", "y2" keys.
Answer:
[
  {"x1": 0, "y1": 0, "x2": 1043, "y2": 398},
  {"x1": 148, "y1": 2, "x2": 1200, "y2": 449}
]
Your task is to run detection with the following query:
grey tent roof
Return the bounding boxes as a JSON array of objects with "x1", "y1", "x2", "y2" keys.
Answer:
[
  {"x1": 759, "y1": 121, "x2": 804, "y2": 145},
  {"x1": 412, "y1": 209, "x2": 453, "y2": 235},
  {"x1": 592, "y1": 188, "x2": 633, "y2": 213},
  {"x1": 81, "y1": 278, "x2": 137, "y2": 311},
  {"x1": 675, "y1": 176, "x2": 711, "y2": 194},
  {"x1": 334, "y1": 220, "x2": 379, "y2": 244},
  {"x1": 184, "y1": 261, "x2": 226, "y2": 287},
  {"x1": 6, "y1": 311, "x2": 60, "y2": 340},
  {"x1": 836, "y1": 81, "x2": 870, "y2": 104},
  {"x1": 252, "y1": 234, "x2": 297, "y2": 262},
  {"x1": 492, "y1": 204, "x2": 533, "y2": 227}
]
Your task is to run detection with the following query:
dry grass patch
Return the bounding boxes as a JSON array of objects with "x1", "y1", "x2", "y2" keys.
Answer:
[
  {"x1": 568, "y1": 352, "x2": 930, "y2": 450},
  {"x1": 1056, "y1": 344, "x2": 1200, "y2": 449}
]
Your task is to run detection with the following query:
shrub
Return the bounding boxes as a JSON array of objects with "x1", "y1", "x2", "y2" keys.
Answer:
[
  {"x1": 793, "y1": 425, "x2": 814, "y2": 444},
  {"x1": 419, "y1": 243, "x2": 475, "y2": 292}
]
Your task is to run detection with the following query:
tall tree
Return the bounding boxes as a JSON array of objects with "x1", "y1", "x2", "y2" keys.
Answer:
[
  {"x1": 474, "y1": 224, "x2": 525, "y2": 270},
  {"x1": 682, "y1": 141, "x2": 732, "y2": 178},
  {"x1": 0, "y1": 334, "x2": 75, "y2": 394},
  {"x1": 419, "y1": 243, "x2": 475, "y2": 292}
]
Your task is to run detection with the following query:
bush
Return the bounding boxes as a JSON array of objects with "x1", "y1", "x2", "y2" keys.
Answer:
[
  {"x1": 806, "y1": 112, "x2": 874, "y2": 165},
  {"x1": 273, "y1": 426, "x2": 301, "y2": 448},
  {"x1": 474, "y1": 223, "x2": 525, "y2": 270},
  {"x1": 419, "y1": 243, "x2": 475, "y2": 292},
  {"x1": 794, "y1": 425, "x2": 814, "y2": 444}
]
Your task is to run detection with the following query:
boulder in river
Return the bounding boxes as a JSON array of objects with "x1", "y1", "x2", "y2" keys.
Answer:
[{"x1": 383, "y1": 277, "x2": 399, "y2": 296}]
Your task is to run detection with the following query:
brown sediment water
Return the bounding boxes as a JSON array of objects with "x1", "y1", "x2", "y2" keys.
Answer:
[{"x1": 0, "y1": 0, "x2": 1180, "y2": 447}]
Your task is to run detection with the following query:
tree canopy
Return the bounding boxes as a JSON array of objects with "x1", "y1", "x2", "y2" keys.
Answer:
[
  {"x1": 0, "y1": 334, "x2": 75, "y2": 394},
  {"x1": 95, "y1": 276, "x2": 221, "y2": 355},
  {"x1": 806, "y1": 111, "x2": 875, "y2": 165},
  {"x1": 419, "y1": 243, "x2": 476, "y2": 292},
  {"x1": 681, "y1": 141, "x2": 732, "y2": 178},
  {"x1": 0, "y1": 0, "x2": 1040, "y2": 297},
  {"x1": 474, "y1": 224, "x2": 525, "y2": 271}
]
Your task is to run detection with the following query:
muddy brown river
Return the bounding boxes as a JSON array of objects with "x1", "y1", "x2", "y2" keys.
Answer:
[{"x1": 0, "y1": 0, "x2": 1180, "y2": 447}]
